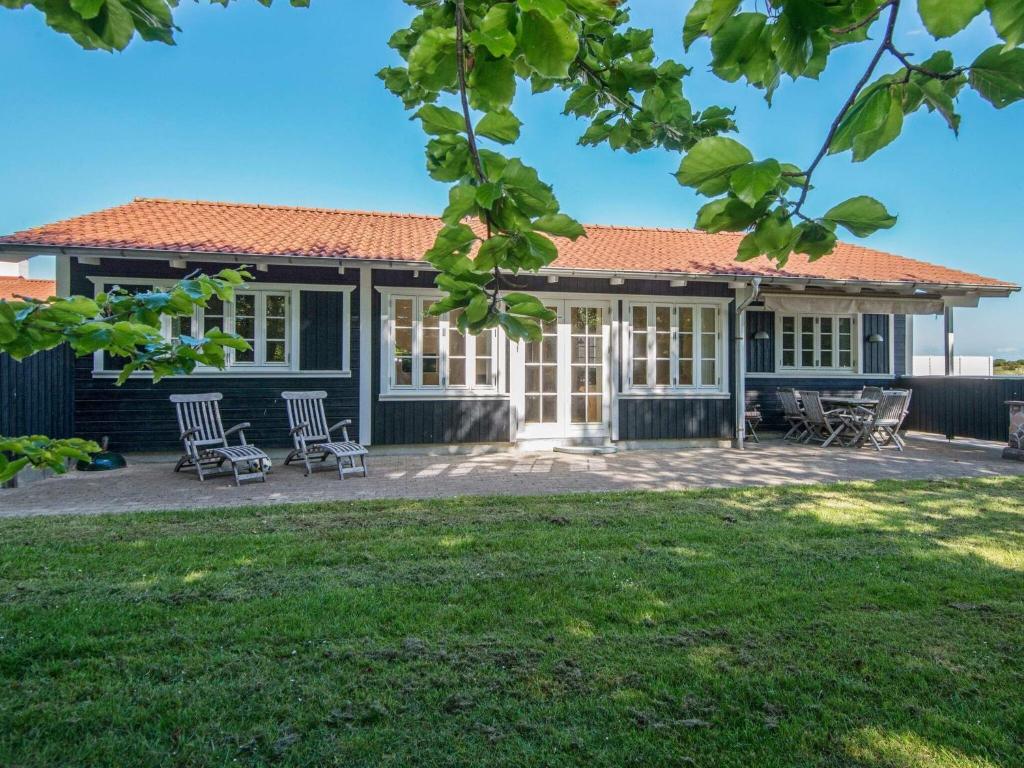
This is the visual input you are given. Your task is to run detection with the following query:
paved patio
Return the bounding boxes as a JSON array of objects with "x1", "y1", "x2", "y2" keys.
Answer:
[{"x1": 2, "y1": 433, "x2": 1022, "y2": 518}]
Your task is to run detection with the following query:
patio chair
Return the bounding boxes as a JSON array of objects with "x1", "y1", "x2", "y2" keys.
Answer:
[
  {"x1": 745, "y1": 406, "x2": 763, "y2": 443},
  {"x1": 282, "y1": 391, "x2": 368, "y2": 479},
  {"x1": 778, "y1": 389, "x2": 808, "y2": 442},
  {"x1": 844, "y1": 390, "x2": 913, "y2": 451},
  {"x1": 860, "y1": 386, "x2": 884, "y2": 401},
  {"x1": 799, "y1": 391, "x2": 848, "y2": 448},
  {"x1": 170, "y1": 393, "x2": 269, "y2": 485}
]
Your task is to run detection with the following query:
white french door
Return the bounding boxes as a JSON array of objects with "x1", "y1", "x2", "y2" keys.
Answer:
[{"x1": 512, "y1": 299, "x2": 612, "y2": 440}]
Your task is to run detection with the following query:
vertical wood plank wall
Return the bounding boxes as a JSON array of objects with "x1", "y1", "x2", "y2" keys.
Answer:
[{"x1": 1, "y1": 346, "x2": 74, "y2": 440}]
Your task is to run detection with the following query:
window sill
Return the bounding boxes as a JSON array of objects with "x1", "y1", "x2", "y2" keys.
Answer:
[
  {"x1": 92, "y1": 369, "x2": 352, "y2": 379},
  {"x1": 619, "y1": 391, "x2": 731, "y2": 400},
  {"x1": 748, "y1": 371, "x2": 893, "y2": 379},
  {"x1": 379, "y1": 392, "x2": 509, "y2": 402}
]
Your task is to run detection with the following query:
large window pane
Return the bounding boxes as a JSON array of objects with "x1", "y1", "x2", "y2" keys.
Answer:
[
  {"x1": 263, "y1": 293, "x2": 288, "y2": 365},
  {"x1": 234, "y1": 293, "x2": 256, "y2": 363},
  {"x1": 570, "y1": 305, "x2": 603, "y2": 424},
  {"x1": 631, "y1": 305, "x2": 648, "y2": 386},
  {"x1": 654, "y1": 306, "x2": 671, "y2": 385},
  {"x1": 393, "y1": 298, "x2": 414, "y2": 386},
  {"x1": 700, "y1": 307, "x2": 718, "y2": 387},
  {"x1": 678, "y1": 307, "x2": 694, "y2": 386},
  {"x1": 447, "y1": 309, "x2": 467, "y2": 387}
]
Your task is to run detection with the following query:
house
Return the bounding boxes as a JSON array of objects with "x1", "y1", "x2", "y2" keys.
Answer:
[
  {"x1": 0, "y1": 257, "x2": 54, "y2": 301},
  {"x1": 0, "y1": 198, "x2": 1017, "y2": 452}
]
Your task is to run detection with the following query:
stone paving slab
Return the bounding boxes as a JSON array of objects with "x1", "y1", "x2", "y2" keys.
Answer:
[{"x1": 1, "y1": 434, "x2": 1022, "y2": 518}]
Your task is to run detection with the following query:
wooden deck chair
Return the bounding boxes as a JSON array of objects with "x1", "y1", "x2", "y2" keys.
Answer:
[
  {"x1": 848, "y1": 390, "x2": 913, "y2": 451},
  {"x1": 282, "y1": 391, "x2": 368, "y2": 479},
  {"x1": 170, "y1": 393, "x2": 269, "y2": 485},
  {"x1": 860, "y1": 386, "x2": 884, "y2": 401},
  {"x1": 778, "y1": 389, "x2": 808, "y2": 442},
  {"x1": 745, "y1": 407, "x2": 762, "y2": 443},
  {"x1": 799, "y1": 391, "x2": 848, "y2": 448}
]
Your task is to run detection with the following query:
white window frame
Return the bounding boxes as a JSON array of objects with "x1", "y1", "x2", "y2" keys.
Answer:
[
  {"x1": 88, "y1": 277, "x2": 353, "y2": 377},
  {"x1": 622, "y1": 298, "x2": 729, "y2": 396},
  {"x1": 378, "y1": 288, "x2": 503, "y2": 399},
  {"x1": 777, "y1": 313, "x2": 858, "y2": 373}
]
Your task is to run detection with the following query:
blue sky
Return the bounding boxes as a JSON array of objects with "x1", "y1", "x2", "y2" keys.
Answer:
[{"x1": 2, "y1": 1, "x2": 1021, "y2": 358}]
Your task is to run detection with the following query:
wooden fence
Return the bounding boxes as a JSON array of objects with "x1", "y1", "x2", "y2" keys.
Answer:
[
  {"x1": 0, "y1": 347, "x2": 75, "y2": 440},
  {"x1": 898, "y1": 376, "x2": 1024, "y2": 442}
]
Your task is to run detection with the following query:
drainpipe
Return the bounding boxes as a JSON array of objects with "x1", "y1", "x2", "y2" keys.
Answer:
[{"x1": 733, "y1": 278, "x2": 762, "y2": 449}]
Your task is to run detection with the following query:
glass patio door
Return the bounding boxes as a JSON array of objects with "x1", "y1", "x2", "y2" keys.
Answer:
[{"x1": 517, "y1": 300, "x2": 610, "y2": 440}]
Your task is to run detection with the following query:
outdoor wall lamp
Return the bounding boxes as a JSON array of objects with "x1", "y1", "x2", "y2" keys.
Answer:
[
  {"x1": 752, "y1": 330, "x2": 770, "y2": 340},
  {"x1": 866, "y1": 333, "x2": 884, "y2": 343}
]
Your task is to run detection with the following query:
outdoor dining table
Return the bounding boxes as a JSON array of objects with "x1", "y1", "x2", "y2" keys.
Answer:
[{"x1": 820, "y1": 396, "x2": 880, "y2": 446}]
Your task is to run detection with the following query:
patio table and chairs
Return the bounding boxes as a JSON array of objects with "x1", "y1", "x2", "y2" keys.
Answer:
[{"x1": 780, "y1": 388, "x2": 912, "y2": 451}]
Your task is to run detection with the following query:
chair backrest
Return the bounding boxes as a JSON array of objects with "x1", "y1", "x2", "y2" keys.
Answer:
[
  {"x1": 778, "y1": 389, "x2": 803, "y2": 419},
  {"x1": 170, "y1": 393, "x2": 227, "y2": 456},
  {"x1": 861, "y1": 386, "x2": 884, "y2": 401},
  {"x1": 799, "y1": 391, "x2": 826, "y2": 425},
  {"x1": 873, "y1": 391, "x2": 909, "y2": 426},
  {"x1": 282, "y1": 391, "x2": 331, "y2": 448}
]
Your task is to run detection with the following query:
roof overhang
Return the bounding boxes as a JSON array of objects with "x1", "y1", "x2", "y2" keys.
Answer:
[{"x1": 0, "y1": 243, "x2": 1017, "y2": 301}]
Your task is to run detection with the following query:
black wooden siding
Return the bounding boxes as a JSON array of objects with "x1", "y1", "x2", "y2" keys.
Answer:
[
  {"x1": 745, "y1": 310, "x2": 775, "y2": 373},
  {"x1": 300, "y1": 291, "x2": 346, "y2": 371},
  {"x1": 861, "y1": 314, "x2": 890, "y2": 375},
  {"x1": 898, "y1": 375, "x2": 1024, "y2": 441},
  {"x1": 619, "y1": 398, "x2": 733, "y2": 440},
  {"x1": 1, "y1": 346, "x2": 75, "y2": 439},
  {"x1": 70, "y1": 258, "x2": 359, "y2": 452}
]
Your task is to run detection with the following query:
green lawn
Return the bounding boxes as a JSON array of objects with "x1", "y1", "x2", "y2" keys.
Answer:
[{"x1": 2, "y1": 478, "x2": 1022, "y2": 767}]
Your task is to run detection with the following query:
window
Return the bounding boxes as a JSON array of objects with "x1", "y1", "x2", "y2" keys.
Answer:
[
  {"x1": 190, "y1": 290, "x2": 291, "y2": 367},
  {"x1": 780, "y1": 314, "x2": 855, "y2": 371},
  {"x1": 626, "y1": 301, "x2": 725, "y2": 392},
  {"x1": 383, "y1": 293, "x2": 499, "y2": 395}
]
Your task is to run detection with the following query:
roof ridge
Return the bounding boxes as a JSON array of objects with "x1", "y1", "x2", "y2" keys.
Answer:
[{"x1": 133, "y1": 197, "x2": 443, "y2": 221}]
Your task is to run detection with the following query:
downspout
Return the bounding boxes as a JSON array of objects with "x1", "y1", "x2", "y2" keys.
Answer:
[{"x1": 733, "y1": 278, "x2": 762, "y2": 450}]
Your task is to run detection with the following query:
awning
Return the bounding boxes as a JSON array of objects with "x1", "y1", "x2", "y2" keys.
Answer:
[{"x1": 761, "y1": 294, "x2": 946, "y2": 315}]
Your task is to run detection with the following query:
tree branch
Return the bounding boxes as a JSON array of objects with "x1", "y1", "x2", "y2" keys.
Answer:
[
  {"x1": 831, "y1": 0, "x2": 893, "y2": 36},
  {"x1": 454, "y1": 0, "x2": 486, "y2": 186},
  {"x1": 885, "y1": 43, "x2": 966, "y2": 80},
  {"x1": 790, "y1": 0, "x2": 902, "y2": 218}
]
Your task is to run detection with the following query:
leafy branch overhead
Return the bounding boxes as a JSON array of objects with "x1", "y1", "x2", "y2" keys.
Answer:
[{"x1": 377, "y1": 0, "x2": 1024, "y2": 337}]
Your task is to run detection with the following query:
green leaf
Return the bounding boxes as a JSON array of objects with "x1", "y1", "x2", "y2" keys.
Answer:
[
  {"x1": 518, "y1": 0, "x2": 566, "y2": 20},
  {"x1": 476, "y1": 109, "x2": 522, "y2": 144},
  {"x1": 709, "y1": 12, "x2": 770, "y2": 84},
  {"x1": 466, "y1": 291, "x2": 490, "y2": 323},
  {"x1": 475, "y1": 182, "x2": 503, "y2": 209},
  {"x1": 683, "y1": 0, "x2": 740, "y2": 50},
  {"x1": 531, "y1": 213, "x2": 586, "y2": 239},
  {"x1": 694, "y1": 197, "x2": 758, "y2": 233},
  {"x1": 69, "y1": 0, "x2": 104, "y2": 20},
  {"x1": 415, "y1": 104, "x2": 466, "y2": 135},
  {"x1": 675, "y1": 137, "x2": 753, "y2": 195},
  {"x1": 729, "y1": 159, "x2": 781, "y2": 207},
  {"x1": 829, "y1": 82, "x2": 897, "y2": 159},
  {"x1": 564, "y1": 0, "x2": 618, "y2": 20},
  {"x1": 793, "y1": 221, "x2": 838, "y2": 260},
  {"x1": 469, "y1": 54, "x2": 517, "y2": 110},
  {"x1": 919, "y1": 0, "x2": 985, "y2": 38},
  {"x1": 969, "y1": 44, "x2": 1024, "y2": 108},
  {"x1": 751, "y1": 210, "x2": 794, "y2": 257},
  {"x1": 987, "y1": 0, "x2": 1024, "y2": 49},
  {"x1": 518, "y1": 9, "x2": 579, "y2": 78},
  {"x1": 469, "y1": 3, "x2": 518, "y2": 57},
  {"x1": 822, "y1": 196, "x2": 897, "y2": 237},
  {"x1": 476, "y1": 235, "x2": 512, "y2": 270},
  {"x1": 442, "y1": 183, "x2": 479, "y2": 224},
  {"x1": 408, "y1": 27, "x2": 458, "y2": 91}
]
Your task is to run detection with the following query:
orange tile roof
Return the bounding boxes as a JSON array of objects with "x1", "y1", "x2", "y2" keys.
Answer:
[
  {"x1": 0, "y1": 276, "x2": 55, "y2": 301},
  {"x1": 0, "y1": 197, "x2": 1014, "y2": 289}
]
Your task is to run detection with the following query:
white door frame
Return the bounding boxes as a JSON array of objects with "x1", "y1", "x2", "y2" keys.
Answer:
[{"x1": 510, "y1": 296, "x2": 616, "y2": 442}]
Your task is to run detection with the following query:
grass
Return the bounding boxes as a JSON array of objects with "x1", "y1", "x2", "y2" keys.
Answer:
[{"x1": 1, "y1": 478, "x2": 1023, "y2": 768}]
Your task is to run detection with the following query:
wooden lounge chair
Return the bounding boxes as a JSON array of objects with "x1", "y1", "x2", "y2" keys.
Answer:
[
  {"x1": 846, "y1": 390, "x2": 913, "y2": 451},
  {"x1": 800, "y1": 391, "x2": 848, "y2": 448},
  {"x1": 778, "y1": 389, "x2": 808, "y2": 442},
  {"x1": 170, "y1": 393, "x2": 269, "y2": 485},
  {"x1": 282, "y1": 391, "x2": 368, "y2": 479}
]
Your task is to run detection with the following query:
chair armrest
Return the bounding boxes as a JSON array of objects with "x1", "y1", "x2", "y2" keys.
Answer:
[
  {"x1": 329, "y1": 419, "x2": 353, "y2": 434},
  {"x1": 180, "y1": 426, "x2": 200, "y2": 440},
  {"x1": 224, "y1": 422, "x2": 251, "y2": 437},
  {"x1": 289, "y1": 422, "x2": 310, "y2": 436}
]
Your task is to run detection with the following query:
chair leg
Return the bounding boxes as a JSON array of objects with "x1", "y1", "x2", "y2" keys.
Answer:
[
  {"x1": 361, "y1": 455, "x2": 368, "y2": 477},
  {"x1": 303, "y1": 453, "x2": 313, "y2": 477},
  {"x1": 821, "y1": 426, "x2": 843, "y2": 448},
  {"x1": 335, "y1": 455, "x2": 345, "y2": 480},
  {"x1": 231, "y1": 462, "x2": 242, "y2": 487}
]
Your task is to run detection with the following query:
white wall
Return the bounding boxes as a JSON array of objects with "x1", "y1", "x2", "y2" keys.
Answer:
[
  {"x1": 913, "y1": 355, "x2": 994, "y2": 376},
  {"x1": 0, "y1": 259, "x2": 30, "y2": 278}
]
